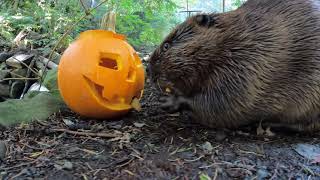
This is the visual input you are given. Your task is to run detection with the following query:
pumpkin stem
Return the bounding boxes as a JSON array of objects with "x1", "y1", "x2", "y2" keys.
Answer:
[{"x1": 100, "y1": 10, "x2": 116, "y2": 33}]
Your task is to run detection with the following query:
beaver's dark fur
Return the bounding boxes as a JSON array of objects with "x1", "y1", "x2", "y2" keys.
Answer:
[{"x1": 147, "y1": 0, "x2": 320, "y2": 132}]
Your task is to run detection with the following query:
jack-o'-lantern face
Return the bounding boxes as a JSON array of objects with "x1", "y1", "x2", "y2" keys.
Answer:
[{"x1": 58, "y1": 30, "x2": 145, "y2": 119}]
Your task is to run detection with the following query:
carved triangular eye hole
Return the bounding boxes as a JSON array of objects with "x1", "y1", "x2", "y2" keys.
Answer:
[{"x1": 99, "y1": 53, "x2": 118, "y2": 70}]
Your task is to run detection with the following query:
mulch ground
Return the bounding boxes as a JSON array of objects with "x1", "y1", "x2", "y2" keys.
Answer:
[{"x1": 1, "y1": 64, "x2": 320, "y2": 180}]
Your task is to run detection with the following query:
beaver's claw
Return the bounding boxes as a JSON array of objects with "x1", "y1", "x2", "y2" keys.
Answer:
[{"x1": 159, "y1": 96, "x2": 191, "y2": 113}]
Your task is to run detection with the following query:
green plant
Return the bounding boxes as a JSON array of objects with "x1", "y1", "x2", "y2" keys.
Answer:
[
  {"x1": 0, "y1": 0, "x2": 180, "y2": 51},
  {"x1": 108, "y1": 0, "x2": 179, "y2": 49},
  {"x1": 232, "y1": 0, "x2": 247, "y2": 9}
]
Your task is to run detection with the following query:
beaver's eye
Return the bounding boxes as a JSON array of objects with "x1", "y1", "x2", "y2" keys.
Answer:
[{"x1": 163, "y1": 43, "x2": 170, "y2": 51}]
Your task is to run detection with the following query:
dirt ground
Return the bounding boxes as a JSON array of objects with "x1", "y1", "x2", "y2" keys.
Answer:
[{"x1": 1, "y1": 63, "x2": 320, "y2": 180}]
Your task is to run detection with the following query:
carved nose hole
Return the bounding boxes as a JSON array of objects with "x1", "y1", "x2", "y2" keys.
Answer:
[{"x1": 99, "y1": 53, "x2": 118, "y2": 70}]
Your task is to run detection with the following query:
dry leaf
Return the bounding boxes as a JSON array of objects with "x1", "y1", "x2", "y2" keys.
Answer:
[
  {"x1": 165, "y1": 87, "x2": 171, "y2": 93},
  {"x1": 131, "y1": 98, "x2": 141, "y2": 111}
]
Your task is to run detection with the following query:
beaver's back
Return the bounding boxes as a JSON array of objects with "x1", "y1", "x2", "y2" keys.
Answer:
[{"x1": 191, "y1": 0, "x2": 320, "y2": 130}]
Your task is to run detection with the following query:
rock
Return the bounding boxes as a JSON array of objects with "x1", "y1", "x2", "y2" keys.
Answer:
[
  {"x1": 62, "y1": 161, "x2": 73, "y2": 170},
  {"x1": 63, "y1": 118, "x2": 75, "y2": 128},
  {"x1": 10, "y1": 80, "x2": 25, "y2": 98},
  {"x1": 133, "y1": 122, "x2": 146, "y2": 128},
  {"x1": 41, "y1": 48, "x2": 61, "y2": 64},
  {"x1": 51, "y1": 52, "x2": 61, "y2": 64},
  {"x1": 37, "y1": 156, "x2": 51, "y2": 162},
  {"x1": 0, "y1": 62, "x2": 7, "y2": 70},
  {"x1": 294, "y1": 143, "x2": 320, "y2": 160},
  {"x1": 10, "y1": 68, "x2": 28, "y2": 78},
  {"x1": 257, "y1": 167, "x2": 270, "y2": 180},
  {"x1": 142, "y1": 54, "x2": 150, "y2": 62},
  {"x1": 27, "y1": 82, "x2": 49, "y2": 93},
  {"x1": 0, "y1": 70, "x2": 10, "y2": 80},
  {"x1": 201, "y1": 141, "x2": 214, "y2": 153},
  {"x1": 54, "y1": 161, "x2": 73, "y2": 171},
  {"x1": 0, "y1": 171, "x2": 7, "y2": 180},
  {"x1": 0, "y1": 52, "x2": 14, "y2": 63},
  {"x1": 0, "y1": 83, "x2": 10, "y2": 97},
  {"x1": 38, "y1": 56, "x2": 58, "y2": 69},
  {"x1": 0, "y1": 141, "x2": 7, "y2": 160},
  {"x1": 35, "y1": 60, "x2": 45, "y2": 71},
  {"x1": 6, "y1": 54, "x2": 34, "y2": 68},
  {"x1": 54, "y1": 164, "x2": 63, "y2": 171}
]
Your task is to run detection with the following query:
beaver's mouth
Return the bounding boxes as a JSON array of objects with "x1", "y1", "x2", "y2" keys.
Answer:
[{"x1": 155, "y1": 77, "x2": 179, "y2": 95}]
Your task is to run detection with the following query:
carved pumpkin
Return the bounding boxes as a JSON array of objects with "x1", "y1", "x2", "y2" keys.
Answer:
[{"x1": 58, "y1": 30, "x2": 145, "y2": 119}]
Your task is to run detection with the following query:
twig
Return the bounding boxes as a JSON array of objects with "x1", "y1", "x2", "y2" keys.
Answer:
[
  {"x1": 39, "y1": 0, "x2": 110, "y2": 90},
  {"x1": 2, "y1": 159, "x2": 38, "y2": 170},
  {"x1": 12, "y1": 55, "x2": 39, "y2": 75},
  {"x1": 2, "y1": 77, "x2": 39, "y2": 81},
  {"x1": 238, "y1": 148, "x2": 265, "y2": 157},
  {"x1": 116, "y1": 158, "x2": 134, "y2": 168},
  {"x1": 184, "y1": 155, "x2": 204, "y2": 162},
  {"x1": 270, "y1": 163, "x2": 279, "y2": 180},
  {"x1": 221, "y1": 160, "x2": 256, "y2": 171},
  {"x1": 21, "y1": 58, "x2": 36, "y2": 98},
  {"x1": 9, "y1": 72, "x2": 26, "y2": 78},
  {"x1": 79, "y1": 0, "x2": 89, "y2": 14},
  {"x1": 50, "y1": 128, "x2": 119, "y2": 138},
  {"x1": 213, "y1": 168, "x2": 219, "y2": 180}
]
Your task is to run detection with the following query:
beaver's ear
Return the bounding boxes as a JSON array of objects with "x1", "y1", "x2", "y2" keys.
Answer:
[{"x1": 194, "y1": 14, "x2": 215, "y2": 27}]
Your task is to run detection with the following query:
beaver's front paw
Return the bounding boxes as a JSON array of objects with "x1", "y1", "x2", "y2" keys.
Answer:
[{"x1": 159, "y1": 96, "x2": 191, "y2": 113}]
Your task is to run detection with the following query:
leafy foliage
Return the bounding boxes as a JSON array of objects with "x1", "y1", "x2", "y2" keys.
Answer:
[
  {"x1": 231, "y1": 0, "x2": 247, "y2": 9},
  {"x1": 0, "y1": 0, "x2": 180, "y2": 51},
  {"x1": 105, "y1": 0, "x2": 179, "y2": 49}
]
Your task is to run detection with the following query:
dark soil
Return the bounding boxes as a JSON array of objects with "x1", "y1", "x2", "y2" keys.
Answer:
[{"x1": 1, "y1": 64, "x2": 320, "y2": 180}]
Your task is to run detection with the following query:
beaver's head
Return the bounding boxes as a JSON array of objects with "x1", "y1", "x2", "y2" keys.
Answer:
[{"x1": 147, "y1": 14, "x2": 220, "y2": 96}]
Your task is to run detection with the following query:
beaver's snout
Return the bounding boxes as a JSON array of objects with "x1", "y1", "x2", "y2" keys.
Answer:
[{"x1": 147, "y1": 62, "x2": 159, "y2": 84}]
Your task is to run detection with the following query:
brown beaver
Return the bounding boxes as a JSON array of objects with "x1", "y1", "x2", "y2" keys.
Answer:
[{"x1": 147, "y1": 0, "x2": 320, "y2": 132}]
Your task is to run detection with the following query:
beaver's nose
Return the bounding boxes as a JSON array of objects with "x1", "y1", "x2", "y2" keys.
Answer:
[{"x1": 146, "y1": 62, "x2": 160, "y2": 83}]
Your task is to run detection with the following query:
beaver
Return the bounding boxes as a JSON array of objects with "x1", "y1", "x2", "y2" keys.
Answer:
[{"x1": 147, "y1": 0, "x2": 320, "y2": 132}]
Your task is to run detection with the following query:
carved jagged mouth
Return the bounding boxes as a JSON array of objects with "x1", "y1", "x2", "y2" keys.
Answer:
[
  {"x1": 82, "y1": 75, "x2": 132, "y2": 109},
  {"x1": 83, "y1": 75, "x2": 112, "y2": 103}
]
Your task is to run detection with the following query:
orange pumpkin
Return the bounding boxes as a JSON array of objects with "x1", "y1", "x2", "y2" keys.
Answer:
[{"x1": 58, "y1": 30, "x2": 145, "y2": 119}]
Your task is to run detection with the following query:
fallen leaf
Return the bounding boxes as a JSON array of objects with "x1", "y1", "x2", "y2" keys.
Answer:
[
  {"x1": 199, "y1": 172, "x2": 211, "y2": 180},
  {"x1": 131, "y1": 98, "x2": 141, "y2": 111}
]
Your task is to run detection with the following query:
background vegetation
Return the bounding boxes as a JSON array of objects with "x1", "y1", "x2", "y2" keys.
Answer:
[{"x1": 0, "y1": 0, "x2": 246, "y2": 52}]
